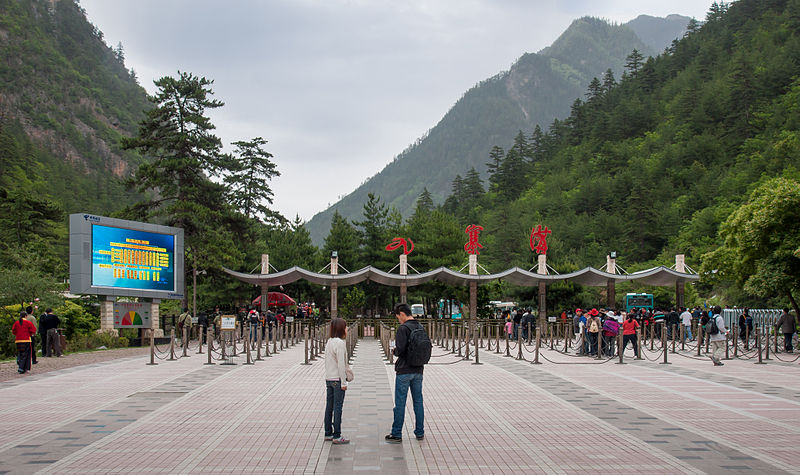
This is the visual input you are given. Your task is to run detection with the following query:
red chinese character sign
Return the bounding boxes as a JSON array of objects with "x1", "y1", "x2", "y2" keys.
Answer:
[
  {"x1": 530, "y1": 225, "x2": 551, "y2": 255},
  {"x1": 464, "y1": 224, "x2": 484, "y2": 255},
  {"x1": 385, "y1": 237, "x2": 414, "y2": 255}
]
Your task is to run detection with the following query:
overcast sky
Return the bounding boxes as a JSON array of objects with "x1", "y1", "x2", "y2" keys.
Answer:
[{"x1": 80, "y1": 0, "x2": 715, "y2": 222}]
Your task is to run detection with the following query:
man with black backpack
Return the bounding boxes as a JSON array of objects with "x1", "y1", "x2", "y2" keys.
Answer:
[
  {"x1": 706, "y1": 305, "x2": 729, "y2": 366},
  {"x1": 386, "y1": 303, "x2": 430, "y2": 444}
]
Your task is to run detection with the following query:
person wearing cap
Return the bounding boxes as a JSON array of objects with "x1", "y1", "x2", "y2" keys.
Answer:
[{"x1": 586, "y1": 309, "x2": 601, "y2": 356}]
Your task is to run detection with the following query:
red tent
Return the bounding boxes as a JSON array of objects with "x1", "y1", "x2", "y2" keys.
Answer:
[{"x1": 252, "y1": 292, "x2": 296, "y2": 307}]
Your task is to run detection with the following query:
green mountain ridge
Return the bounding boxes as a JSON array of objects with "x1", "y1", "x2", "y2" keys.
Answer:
[
  {"x1": 305, "y1": 14, "x2": 691, "y2": 244},
  {"x1": 0, "y1": 0, "x2": 149, "y2": 215}
]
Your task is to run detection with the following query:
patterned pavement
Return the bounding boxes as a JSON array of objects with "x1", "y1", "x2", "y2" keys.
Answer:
[{"x1": 0, "y1": 333, "x2": 797, "y2": 474}]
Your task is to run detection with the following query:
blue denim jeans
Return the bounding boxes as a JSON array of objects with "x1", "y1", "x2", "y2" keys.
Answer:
[
  {"x1": 392, "y1": 372, "x2": 424, "y2": 438},
  {"x1": 324, "y1": 380, "x2": 346, "y2": 438}
]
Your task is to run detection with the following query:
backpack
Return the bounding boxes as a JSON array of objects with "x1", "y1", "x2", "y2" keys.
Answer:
[
  {"x1": 589, "y1": 320, "x2": 599, "y2": 332},
  {"x1": 706, "y1": 316, "x2": 719, "y2": 335},
  {"x1": 602, "y1": 319, "x2": 619, "y2": 336},
  {"x1": 405, "y1": 324, "x2": 432, "y2": 366}
]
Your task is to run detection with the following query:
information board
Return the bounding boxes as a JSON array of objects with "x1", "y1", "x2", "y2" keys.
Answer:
[{"x1": 221, "y1": 316, "x2": 236, "y2": 330}]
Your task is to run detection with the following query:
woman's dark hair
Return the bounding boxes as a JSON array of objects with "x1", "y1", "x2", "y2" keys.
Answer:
[
  {"x1": 25, "y1": 306, "x2": 33, "y2": 314},
  {"x1": 329, "y1": 317, "x2": 347, "y2": 339},
  {"x1": 701, "y1": 315, "x2": 710, "y2": 325},
  {"x1": 18, "y1": 311, "x2": 26, "y2": 323}
]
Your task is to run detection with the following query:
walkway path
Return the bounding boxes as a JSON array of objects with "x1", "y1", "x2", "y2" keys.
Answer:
[{"x1": 0, "y1": 336, "x2": 797, "y2": 473}]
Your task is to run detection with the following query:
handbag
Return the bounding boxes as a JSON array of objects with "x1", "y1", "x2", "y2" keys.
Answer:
[{"x1": 345, "y1": 366, "x2": 354, "y2": 382}]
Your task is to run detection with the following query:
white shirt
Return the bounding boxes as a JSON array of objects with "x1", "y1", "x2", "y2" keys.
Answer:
[
  {"x1": 680, "y1": 311, "x2": 692, "y2": 326},
  {"x1": 324, "y1": 337, "x2": 350, "y2": 389},
  {"x1": 709, "y1": 314, "x2": 729, "y2": 342}
]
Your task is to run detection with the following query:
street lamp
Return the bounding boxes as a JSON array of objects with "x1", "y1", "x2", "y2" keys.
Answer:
[{"x1": 193, "y1": 268, "x2": 207, "y2": 321}]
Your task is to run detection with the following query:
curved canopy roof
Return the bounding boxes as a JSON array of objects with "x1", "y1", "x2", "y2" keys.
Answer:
[{"x1": 223, "y1": 265, "x2": 699, "y2": 288}]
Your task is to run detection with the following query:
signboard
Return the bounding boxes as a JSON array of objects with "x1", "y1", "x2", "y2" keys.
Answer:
[
  {"x1": 548, "y1": 316, "x2": 557, "y2": 323},
  {"x1": 69, "y1": 214, "x2": 184, "y2": 300},
  {"x1": 221, "y1": 316, "x2": 236, "y2": 330},
  {"x1": 286, "y1": 316, "x2": 294, "y2": 323},
  {"x1": 113, "y1": 302, "x2": 152, "y2": 329}
]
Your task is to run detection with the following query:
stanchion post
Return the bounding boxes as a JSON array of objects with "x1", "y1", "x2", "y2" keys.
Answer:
[
  {"x1": 680, "y1": 324, "x2": 685, "y2": 351},
  {"x1": 516, "y1": 327, "x2": 523, "y2": 360},
  {"x1": 505, "y1": 328, "x2": 511, "y2": 357},
  {"x1": 733, "y1": 323, "x2": 739, "y2": 358},
  {"x1": 756, "y1": 329, "x2": 765, "y2": 364},
  {"x1": 764, "y1": 326, "x2": 771, "y2": 361},
  {"x1": 243, "y1": 323, "x2": 253, "y2": 365},
  {"x1": 302, "y1": 325, "x2": 311, "y2": 365},
  {"x1": 636, "y1": 329, "x2": 642, "y2": 360},
  {"x1": 616, "y1": 331, "x2": 624, "y2": 365},
  {"x1": 533, "y1": 326, "x2": 541, "y2": 365},
  {"x1": 697, "y1": 323, "x2": 703, "y2": 357},
  {"x1": 205, "y1": 326, "x2": 214, "y2": 365},
  {"x1": 168, "y1": 328, "x2": 177, "y2": 361},
  {"x1": 147, "y1": 328, "x2": 157, "y2": 365},
  {"x1": 464, "y1": 321, "x2": 471, "y2": 361},
  {"x1": 660, "y1": 326, "x2": 670, "y2": 365},
  {"x1": 596, "y1": 330, "x2": 603, "y2": 360},
  {"x1": 473, "y1": 321, "x2": 481, "y2": 365},
  {"x1": 182, "y1": 326, "x2": 189, "y2": 357}
]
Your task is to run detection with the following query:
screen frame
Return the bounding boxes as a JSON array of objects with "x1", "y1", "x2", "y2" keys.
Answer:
[{"x1": 70, "y1": 213, "x2": 184, "y2": 300}]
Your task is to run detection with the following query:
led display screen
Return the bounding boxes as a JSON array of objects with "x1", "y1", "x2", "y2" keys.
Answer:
[{"x1": 91, "y1": 224, "x2": 176, "y2": 292}]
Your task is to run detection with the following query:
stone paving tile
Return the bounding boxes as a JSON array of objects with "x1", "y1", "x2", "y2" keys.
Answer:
[
  {"x1": 325, "y1": 341, "x2": 408, "y2": 474},
  {"x1": 1, "y1": 333, "x2": 799, "y2": 473},
  {"x1": 0, "y1": 347, "x2": 149, "y2": 383}
]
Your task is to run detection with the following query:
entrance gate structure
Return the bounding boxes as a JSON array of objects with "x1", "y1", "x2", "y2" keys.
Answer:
[{"x1": 224, "y1": 254, "x2": 699, "y2": 320}]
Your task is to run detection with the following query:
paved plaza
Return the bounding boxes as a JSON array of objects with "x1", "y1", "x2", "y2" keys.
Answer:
[{"x1": 0, "y1": 333, "x2": 799, "y2": 474}]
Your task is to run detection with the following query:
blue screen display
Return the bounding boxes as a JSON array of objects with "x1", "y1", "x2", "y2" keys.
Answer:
[{"x1": 91, "y1": 224, "x2": 176, "y2": 291}]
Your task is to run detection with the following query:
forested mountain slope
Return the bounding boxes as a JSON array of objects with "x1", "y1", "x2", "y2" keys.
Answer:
[
  {"x1": 0, "y1": 0, "x2": 149, "y2": 271},
  {"x1": 306, "y1": 15, "x2": 690, "y2": 244}
]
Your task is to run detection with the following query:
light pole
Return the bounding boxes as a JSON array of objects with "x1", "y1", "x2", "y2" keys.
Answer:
[{"x1": 193, "y1": 267, "x2": 207, "y2": 323}]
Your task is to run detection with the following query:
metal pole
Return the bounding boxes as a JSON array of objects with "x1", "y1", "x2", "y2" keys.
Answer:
[
  {"x1": 697, "y1": 323, "x2": 703, "y2": 357},
  {"x1": 505, "y1": 328, "x2": 511, "y2": 357},
  {"x1": 168, "y1": 328, "x2": 176, "y2": 361},
  {"x1": 756, "y1": 329, "x2": 765, "y2": 364},
  {"x1": 464, "y1": 321, "x2": 471, "y2": 360},
  {"x1": 516, "y1": 327, "x2": 523, "y2": 360},
  {"x1": 671, "y1": 324, "x2": 677, "y2": 354},
  {"x1": 205, "y1": 326, "x2": 214, "y2": 365},
  {"x1": 302, "y1": 325, "x2": 310, "y2": 365},
  {"x1": 473, "y1": 321, "x2": 481, "y2": 365},
  {"x1": 244, "y1": 323, "x2": 253, "y2": 365},
  {"x1": 147, "y1": 328, "x2": 157, "y2": 365},
  {"x1": 182, "y1": 326, "x2": 189, "y2": 357},
  {"x1": 616, "y1": 331, "x2": 624, "y2": 365},
  {"x1": 680, "y1": 324, "x2": 685, "y2": 351},
  {"x1": 660, "y1": 326, "x2": 670, "y2": 365},
  {"x1": 533, "y1": 326, "x2": 541, "y2": 365},
  {"x1": 764, "y1": 326, "x2": 771, "y2": 361},
  {"x1": 636, "y1": 329, "x2": 642, "y2": 360}
]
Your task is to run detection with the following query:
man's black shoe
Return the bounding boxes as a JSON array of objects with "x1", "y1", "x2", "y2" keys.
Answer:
[
  {"x1": 385, "y1": 434, "x2": 402, "y2": 443},
  {"x1": 416, "y1": 435, "x2": 424, "y2": 441}
]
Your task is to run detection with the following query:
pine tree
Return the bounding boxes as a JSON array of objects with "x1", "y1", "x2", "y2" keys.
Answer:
[{"x1": 226, "y1": 137, "x2": 282, "y2": 224}]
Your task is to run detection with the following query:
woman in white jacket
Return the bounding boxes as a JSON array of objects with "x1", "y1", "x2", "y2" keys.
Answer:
[{"x1": 324, "y1": 317, "x2": 352, "y2": 444}]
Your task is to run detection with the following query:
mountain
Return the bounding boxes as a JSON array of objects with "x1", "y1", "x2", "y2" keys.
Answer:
[
  {"x1": 305, "y1": 14, "x2": 691, "y2": 244},
  {"x1": 0, "y1": 0, "x2": 149, "y2": 216}
]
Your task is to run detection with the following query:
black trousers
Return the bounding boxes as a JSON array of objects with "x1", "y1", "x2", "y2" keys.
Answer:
[{"x1": 622, "y1": 334, "x2": 638, "y2": 356}]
